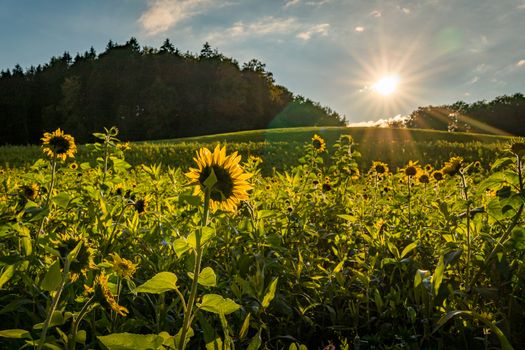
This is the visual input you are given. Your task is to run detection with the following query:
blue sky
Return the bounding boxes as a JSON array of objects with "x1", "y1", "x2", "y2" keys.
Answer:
[{"x1": 1, "y1": 0, "x2": 525, "y2": 124}]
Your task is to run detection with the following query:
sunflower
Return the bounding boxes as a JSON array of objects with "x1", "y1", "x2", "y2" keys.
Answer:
[
  {"x1": 69, "y1": 162, "x2": 78, "y2": 170},
  {"x1": 95, "y1": 273, "x2": 128, "y2": 316},
  {"x1": 21, "y1": 183, "x2": 39, "y2": 201},
  {"x1": 442, "y1": 156, "x2": 464, "y2": 176},
  {"x1": 510, "y1": 141, "x2": 525, "y2": 157},
  {"x1": 311, "y1": 134, "x2": 326, "y2": 152},
  {"x1": 186, "y1": 145, "x2": 252, "y2": 212},
  {"x1": 110, "y1": 253, "x2": 137, "y2": 279},
  {"x1": 52, "y1": 233, "x2": 95, "y2": 282},
  {"x1": 424, "y1": 164, "x2": 433, "y2": 172},
  {"x1": 417, "y1": 173, "x2": 430, "y2": 184},
  {"x1": 371, "y1": 161, "x2": 389, "y2": 175},
  {"x1": 432, "y1": 170, "x2": 444, "y2": 182},
  {"x1": 403, "y1": 161, "x2": 419, "y2": 177},
  {"x1": 41, "y1": 128, "x2": 77, "y2": 161},
  {"x1": 134, "y1": 197, "x2": 148, "y2": 214}
]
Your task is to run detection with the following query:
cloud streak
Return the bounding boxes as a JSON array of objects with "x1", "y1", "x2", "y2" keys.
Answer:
[{"x1": 139, "y1": 0, "x2": 209, "y2": 36}]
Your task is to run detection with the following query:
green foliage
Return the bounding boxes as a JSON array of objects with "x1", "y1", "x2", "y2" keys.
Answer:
[{"x1": 0, "y1": 128, "x2": 524, "y2": 349}]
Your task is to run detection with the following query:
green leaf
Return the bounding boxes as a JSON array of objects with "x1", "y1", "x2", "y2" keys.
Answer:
[
  {"x1": 135, "y1": 272, "x2": 178, "y2": 294},
  {"x1": 239, "y1": 313, "x2": 251, "y2": 340},
  {"x1": 247, "y1": 329, "x2": 262, "y2": 350},
  {"x1": 188, "y1": 267, "x2": 216, "y2": 287},
  {"x1": 173, "y1": 238, "x2": 190, "y2": 258},
  {"x1": 52, "y1": 193, "x2": 71, "y2": 209},
  {"x1": 490, "y1": 157, "x2": 514, "y2": 171},
  {"x1": 67, "y1": 241, "x2": 83, "y2": 263},
  {"x1": 432, "y1": 256, "x2": 445, "y2": 296},
  {"x1": 174, "y1": 327, "x2": 194, "y2": 350},
  {"x1": 41, "y1": 259, "x2": 62, "y2": 292},
  {"x1": 262, "y1": 278, "x2": 279, "y2": 308},
  {"x1": 198, "y1": 294, "x2": 240, "y2": 315},
  {"x1": 0, "y1": 329, "x2": 32, "y2": 339},
  {"x1": 434, "y1": 311, "x2": 513, "y2": 350},
  {"x1": 179, "y1": 193, "x2": 201, "y2": 207},
  {"x1": 203, "y1": 168, "x2": 218, "y2": 189},
  {"x1": 97, "y1": 333, "x2": 164, "y2": 350},
  {"x1": 33, "y1": 311, "x2": 65, "y2": 329},
  {"x1": 401, "y1": 241, "x2": 418, "y2": 259},
  {"x1": 510, "y1": 227, "x2": 525, "y2": 250},
  {"x1": 0, "y1": 264, "x2": 16, "y2": 289}
]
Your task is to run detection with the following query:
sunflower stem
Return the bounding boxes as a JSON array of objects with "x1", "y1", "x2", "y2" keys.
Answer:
[
  {"x1": 37, "y1": 257, "x2": 70, "y2": 350},
  {"x1": 35, "y1": 155, "x2": 57, "y2": 255},
  {"x1": 178, "y1": 190, "x2": 210, "y2": 350}
]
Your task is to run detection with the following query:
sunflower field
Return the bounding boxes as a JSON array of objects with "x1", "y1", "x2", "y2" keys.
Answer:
[{"x1": 0, "y1": 127, "x2": 524, "y2": 349}]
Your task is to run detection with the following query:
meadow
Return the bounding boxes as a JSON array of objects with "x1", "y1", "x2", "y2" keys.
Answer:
[{"x1": 0, "y1": 126, "x2": 524, "y2": 350}]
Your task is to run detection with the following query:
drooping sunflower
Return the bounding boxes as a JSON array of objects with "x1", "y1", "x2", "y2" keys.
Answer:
[
  {"x1": 442, "y1": 156, "x2": 464, "y2": 176},
  {"x1": 21, "y1": 183, "x2": 40, "y2": 201},
  {"x1": 41, "y1": 128, "x2": 77, "y2": 161},
  {"x1": 186, "y1": 145, "x2": 252, "y2": 212},
  {"x1": 109, "y1": 253, "x2": 137, "y2": 280},
  {"x1": 311, "y1": 134, "x2": 327, "y2": 152},
  {"x1": 52, "y1": 232, "x2": 95, "y2": 282},
  {"x1": 95, "y1": 273, "x2": 128, "y2": 317}
]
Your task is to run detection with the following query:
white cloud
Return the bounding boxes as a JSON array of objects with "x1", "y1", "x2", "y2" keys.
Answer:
[
  {"x1": 355, "y1": 26, "x2": 364, "y2": 32},
  {"x1": 517, "y1": 59, "x2": 525, "y2": 66},
  {"x1": 285, "y1": 0, "x2": 300, "y2": 8},
  {"x1": 370, "y1": 10, "x2": 382, "y2": 18},
  {"x1": 402, "y1": 7, "x2": 411, "y2": 14},
  {"x1": 297, "y1": 23, "x2": 329, "y2": 40},
  {"x1": 206, "y1": 17, "x2": 299, "y2": 43},
  {"x1": 138, "y1": 0, "x2": 209, "y2": 36},
  {"x1": 467, "y1": 76, "x2": 479, "y2": 84}
]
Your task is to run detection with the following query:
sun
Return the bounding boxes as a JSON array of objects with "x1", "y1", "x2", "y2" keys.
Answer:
[{"x1": 372, "y1": 75, "x2": 400, "y2": 96}]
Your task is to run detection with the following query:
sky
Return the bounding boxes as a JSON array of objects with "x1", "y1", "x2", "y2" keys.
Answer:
[{"x1": 1, "y1": 0, "x2": 525, "y2": 124}]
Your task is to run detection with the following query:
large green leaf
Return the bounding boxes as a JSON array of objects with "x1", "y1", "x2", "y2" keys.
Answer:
[
  {"x1": 0, "y1": 329, "x2": 32, "y2": 339},
  {"x1": 41, "y1": 260, "x2": 62, "y2": 292},
  {"x1": 135, "y1": 272, "x2": 178, "y2": 294},
  {"x1": 198, "y1": 294, "x2": 240, "y2": 315},
  {"x1": 188, "y1": 267, "x2": 217, "y2": 287},
  {"x1": 98, "y1": 333, "x2": 164, "y2": 350}
]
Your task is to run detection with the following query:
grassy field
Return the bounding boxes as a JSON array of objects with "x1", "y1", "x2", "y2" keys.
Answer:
[{"x1": 0, "y1": 127, "x2": 511, "y2": 173}]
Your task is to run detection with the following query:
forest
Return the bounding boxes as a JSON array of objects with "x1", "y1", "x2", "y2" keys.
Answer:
[
  {"x1": 0, "y1": 38, "x2": 344, "y2": 145},
  {"x1": 404, "y1": 93, "x2": 525, "y2": 135}
]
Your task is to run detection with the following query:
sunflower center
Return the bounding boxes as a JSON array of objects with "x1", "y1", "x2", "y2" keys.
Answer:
[
  {"x1": 49, "y1": 136, "x2": 71, "y2": 154},
  {"x1": 312, "y1": 140, "x2": 322, "y2": 149},
  {"x1": 199, "y1": 165, "x2": 234, "y2": 201}
]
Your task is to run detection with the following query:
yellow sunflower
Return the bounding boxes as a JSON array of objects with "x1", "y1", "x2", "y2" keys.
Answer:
[
  {"x1": 52, "y1": 232, "x2": 95, "y2": 282},
  {"x1": 186, "y1": 145, "x2": 252, "y2": 212},
  {"x1": 432, "y1": 170, "x2": 444, "y2": 182},
  {"x1": 41, "y1": 128, "x2": 76, "y2": 161},
  {"x1": 403, "y1": 160, "x2": 419, "y2": 177},
  {"x1": 371, "y1": 161, "x2": 389, "y2": 175},
  {"x1": 311, "y1": 134, "x2": 327, "y2": 152},
  {"x1": 109, "y1": 253, "x2": 137, "y2": 279}
]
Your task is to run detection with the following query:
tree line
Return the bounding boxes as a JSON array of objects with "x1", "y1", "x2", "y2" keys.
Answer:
[
  {"x1": 0, "y1": 38, "x2": 345, "y2": 145},
  {"x1": 402, "y1": 93, "x2": 525, "y2": 135}
]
